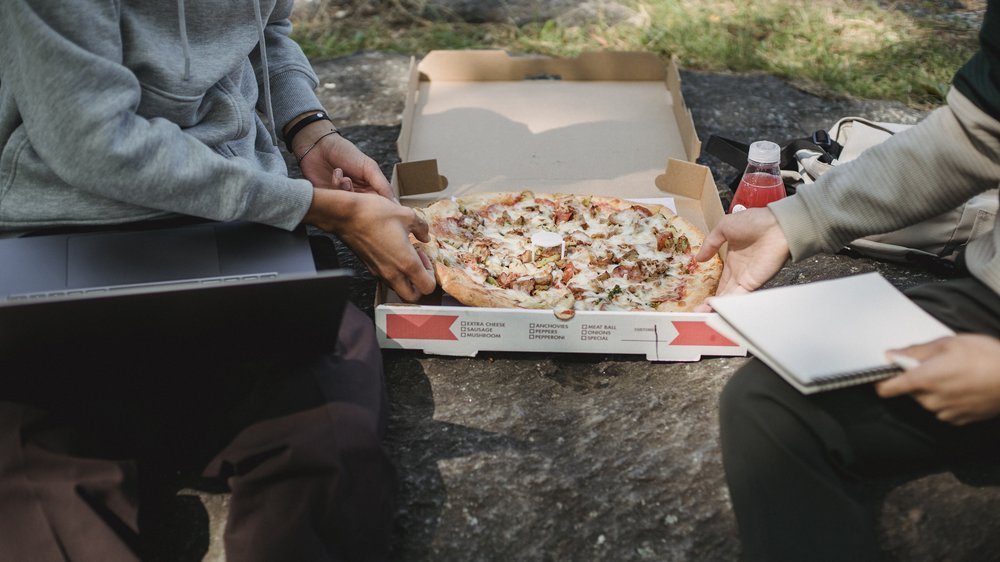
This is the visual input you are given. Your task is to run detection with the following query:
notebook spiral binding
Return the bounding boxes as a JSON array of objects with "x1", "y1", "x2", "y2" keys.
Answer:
[{"x1": 808, "y1": 365, "x2": 903, "y2": 391}]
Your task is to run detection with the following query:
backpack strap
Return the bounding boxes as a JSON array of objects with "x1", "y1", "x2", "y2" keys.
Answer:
[
  {"x1": 779, "y1": 130, "x2": 843, "y2": 169},
  {"x1": 703, "y1": 135, "x2": 753, "y2": 193},
  {"x1": 704, "y1": 135, "x2": 751, "y2": 171},
  {"x1": 706, "y1": 132, "x2": 843, "y2": 171}
]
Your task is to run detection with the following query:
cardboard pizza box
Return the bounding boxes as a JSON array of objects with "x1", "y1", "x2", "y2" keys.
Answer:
[{"x1": 375, "y1": 50, "x2": 746, "y2": 361}]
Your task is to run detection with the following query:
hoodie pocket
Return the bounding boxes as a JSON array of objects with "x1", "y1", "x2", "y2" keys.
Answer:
[
  {"x1": 138, "y1": 81, "x2": 209, "y2": 129},
  {"x1": 138, "y1": 73, "x2": 250, "y2": 148}
]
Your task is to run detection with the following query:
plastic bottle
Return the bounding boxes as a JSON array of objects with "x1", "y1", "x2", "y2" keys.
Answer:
[{"x1": 728, "y1": 140, "x2": 785, "y2": 213}]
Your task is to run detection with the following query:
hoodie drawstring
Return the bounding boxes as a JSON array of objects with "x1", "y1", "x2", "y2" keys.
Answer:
[
  {"x1": 252, "y1": 0, "x2": 280, "y2": 147},
  {"x1": 177, "y1": 0, "x2": 191, "y2": 81},
  {"x1": 176, "y1": 0, "x2": 280, "y2": 147}
]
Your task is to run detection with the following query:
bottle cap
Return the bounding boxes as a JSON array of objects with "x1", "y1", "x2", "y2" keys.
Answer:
[{"x1": 748, "y1": 140, "x2": 780, "y2": 164}]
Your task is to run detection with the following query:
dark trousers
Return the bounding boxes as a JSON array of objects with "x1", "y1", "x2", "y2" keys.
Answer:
[
  {"x1": 0, "y1": 303, "x2": 395, "y2": 562},
  {"x1": 719, "y1": 276, "x2": 1000, "y2": 561}
]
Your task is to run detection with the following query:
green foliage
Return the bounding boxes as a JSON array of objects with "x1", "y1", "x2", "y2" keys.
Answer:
[{"x1": 291, "y1": 0, "x2": 980, "y2": 107}]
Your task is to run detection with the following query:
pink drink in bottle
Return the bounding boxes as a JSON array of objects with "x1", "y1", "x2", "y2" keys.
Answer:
[{"x1": 729, "y1": 140, "x2": 785, "y2": 213}]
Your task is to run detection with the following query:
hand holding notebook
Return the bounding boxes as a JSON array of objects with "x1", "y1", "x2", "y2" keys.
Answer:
[{"x1": 707, "y1": 273, "x2": 955, "y2": 394}]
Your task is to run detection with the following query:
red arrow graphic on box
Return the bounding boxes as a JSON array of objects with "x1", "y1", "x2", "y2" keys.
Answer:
[
  {"x1": 386, "y1": 314, "x2": 459, "y2": 340},
  {"x1": 669, "y1": 321, "x2": 739, "y2": 347}
]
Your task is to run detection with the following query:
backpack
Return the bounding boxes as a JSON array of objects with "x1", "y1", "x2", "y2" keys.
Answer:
[{"x1": 705, "y1": 118, "x2": 998, "y2": 275}]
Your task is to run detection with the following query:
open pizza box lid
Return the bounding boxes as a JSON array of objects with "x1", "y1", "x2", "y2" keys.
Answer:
[{"x1": 378, "y1": 50, "x2": 744, "y2": 361}]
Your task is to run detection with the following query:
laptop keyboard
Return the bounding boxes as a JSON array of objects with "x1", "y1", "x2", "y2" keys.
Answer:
[{"x1": 5, "y1": 272, "x2": 279, "y2": 301}]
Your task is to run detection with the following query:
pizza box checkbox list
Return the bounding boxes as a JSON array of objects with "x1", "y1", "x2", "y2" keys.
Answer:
[{"x1": 375, "y1": 51, "x2": 746, "y2": 361}]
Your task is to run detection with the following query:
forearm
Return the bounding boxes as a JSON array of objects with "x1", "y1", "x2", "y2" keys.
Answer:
[
  {"x1": 770, "y1": 88, "x2": 1000, "y2": 261},
  {"x1": 302, "y1": 188, "x2": 357, "y2": 232}
]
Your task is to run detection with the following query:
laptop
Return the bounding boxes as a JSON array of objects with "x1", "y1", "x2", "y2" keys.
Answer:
[{"x1": 0, "y1": 221, "x2": 351, "y2": 374}]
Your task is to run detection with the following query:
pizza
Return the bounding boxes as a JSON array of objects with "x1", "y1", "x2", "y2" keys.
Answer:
[{"x1": 412, "y1": 192, "x2": 722, "y2": 314}]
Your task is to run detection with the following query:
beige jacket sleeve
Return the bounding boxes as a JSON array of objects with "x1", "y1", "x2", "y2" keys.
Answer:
[{"x1": 768, "y1": 88, "x2": 1000, "y2": 294}]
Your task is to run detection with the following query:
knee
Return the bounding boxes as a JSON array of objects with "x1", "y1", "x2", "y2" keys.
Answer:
[
  {"x1": 221, "y1": 405, "x2": 396, "y2": 561},
  {"x1": 719, "y1": 360, "x2": 797, "y2": 445},
  {"x1": 719, "y1": 360, "x2": 828, "y2": 459},
  {"x1": 309, "y1": 402, "x2": 387, "y2": 460},
  {"x1": 316, "y1": 406, "x2": 395, "y2": 494},
  {"x1": 720, "y1": 361, "x2": 772, "y2": 427},
  {"x1": 228, "y1": 404, "x2": 395, "y2": 502},
  {"x1": 336, "y1": 304, "x2": 381, "y2": 366}
]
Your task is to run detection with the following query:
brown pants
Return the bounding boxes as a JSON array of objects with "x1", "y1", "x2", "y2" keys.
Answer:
[{"x1": 0, "y1": 303, "x2": 394, "y2": 562}]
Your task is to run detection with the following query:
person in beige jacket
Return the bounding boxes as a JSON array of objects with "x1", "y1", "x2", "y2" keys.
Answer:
[{"x1": 695, "y1": 2, "x2": 1000, "y2": 559}]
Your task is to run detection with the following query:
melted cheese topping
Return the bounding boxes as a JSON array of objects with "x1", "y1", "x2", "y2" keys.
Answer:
[{"x1": 428, "y1": 192, "x2": 699, "y2": 311}]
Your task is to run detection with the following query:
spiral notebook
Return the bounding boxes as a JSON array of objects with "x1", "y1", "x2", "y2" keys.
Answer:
[{"x1": 706, "y1": 273, "x2": 954, "y2": 394}]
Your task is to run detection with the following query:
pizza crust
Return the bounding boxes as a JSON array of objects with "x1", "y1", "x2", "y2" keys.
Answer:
[
  {"x1": 434, "y1": 262, "x2": 525, "y2": 308},
  {"x1": 654, "y1": 264, "x2": 721, "y2": 312},
  {"x1": 655, "y1": 210, "x2": 723, "y2": 312}
]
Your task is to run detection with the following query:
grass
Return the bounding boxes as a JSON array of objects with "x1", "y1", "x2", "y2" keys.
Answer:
[{"x1": 291, "y1": 0, "x2": 982, "y2": 107}]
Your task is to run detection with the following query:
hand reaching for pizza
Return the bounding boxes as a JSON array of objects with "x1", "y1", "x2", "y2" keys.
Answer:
[
  {"x1": 695, "y1": 207, "x2": 791, "y2": 302},
  {"x1": 292, "y1": 120, "x2": 395, "y2": 200},
  {"x1": 303, "y1": 189, "x2": 436, "y2": 302}
]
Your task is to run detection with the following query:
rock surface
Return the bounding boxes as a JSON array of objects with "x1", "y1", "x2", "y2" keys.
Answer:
[{"x1": 149, "y1": 49, "x2": 1000, "y2": 562}]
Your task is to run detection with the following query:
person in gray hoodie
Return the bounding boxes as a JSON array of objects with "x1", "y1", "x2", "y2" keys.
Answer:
[{"x1": 0, "y1": 0, "x2": 433, "y2": 560}]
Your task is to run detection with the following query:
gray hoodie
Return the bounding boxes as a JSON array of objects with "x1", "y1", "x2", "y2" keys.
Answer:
[{"x1": 0, "y1": 0, "x2": 320, "y2": 233}]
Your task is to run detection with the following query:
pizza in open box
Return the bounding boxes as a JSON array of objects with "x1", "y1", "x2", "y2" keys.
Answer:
[{"x1": 413, "y1": 191, "x2": 722, "y2": 313}]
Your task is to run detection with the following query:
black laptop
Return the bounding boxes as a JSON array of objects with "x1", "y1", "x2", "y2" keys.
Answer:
[{"x1": 0, "y1": 221, "x2": 351, "y2": 374}]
